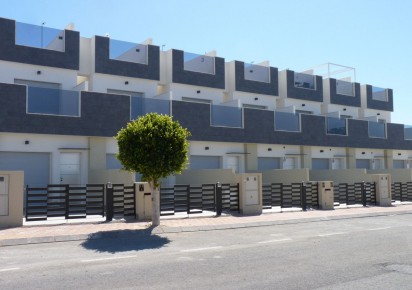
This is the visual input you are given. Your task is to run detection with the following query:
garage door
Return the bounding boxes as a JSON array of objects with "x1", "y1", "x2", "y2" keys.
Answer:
[
  {"x1": 356, "y1": 159, "x2": 370, "y2": 169},
  {"x1": 258, "y1": 157, "x2": 281, "y2": 171},
  {"x1": 190, "y1": 156, "x2": 221, "y2": 170},
  {"x1": 312, "y1": 158, "x2": 330, "y2": 170},
  {"x1": 0, "y1": 152, "x2": 50, "y2": 187}
]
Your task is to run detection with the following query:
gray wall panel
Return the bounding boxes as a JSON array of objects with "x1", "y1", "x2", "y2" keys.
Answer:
[
  {"x1": 0, "y1": 17, "x2": 79, "y2": 70},
  {"x1": 94, "y1": 36, "x2": 160, "y2": 80},
  {"x1": 328, "y1": 78, "x2": 361, "y2": 107},
  {"x1": 172, "y1": 49, "x2": 225, "y2": 89},
  {"x1": 234, "y1": 61, "x2": 278, "y2": 96}
]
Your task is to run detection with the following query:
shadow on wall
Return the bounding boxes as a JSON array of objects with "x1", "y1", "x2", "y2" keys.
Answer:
[{"x1": 81, "y1": 226, "x2": 170, "y2": 253}]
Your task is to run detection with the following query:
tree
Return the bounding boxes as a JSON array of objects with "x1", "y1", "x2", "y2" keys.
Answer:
[{"x1": 115, "y1": 113, "x2": 191, "y2": 226}]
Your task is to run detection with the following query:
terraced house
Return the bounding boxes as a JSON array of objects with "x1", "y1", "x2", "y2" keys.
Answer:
[{"x1": 0, "y1": 17, "x2": 411, "y2": 189}]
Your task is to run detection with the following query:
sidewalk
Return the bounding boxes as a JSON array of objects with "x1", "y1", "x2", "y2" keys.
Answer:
[{"x1": 1, "y1": 204, "x2": 412, "y2": 247}]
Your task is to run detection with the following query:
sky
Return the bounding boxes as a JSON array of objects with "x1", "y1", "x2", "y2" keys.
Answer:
[{"x1": 0, "y1": 0, "x2": 411, "y2": 124}]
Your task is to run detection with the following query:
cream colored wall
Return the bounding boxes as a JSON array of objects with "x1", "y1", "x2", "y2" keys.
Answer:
[
  {"x1": 322, "y1": 103, "x2": 359, "y2": 118},
  {"x1": 0, "y1": 60, "x2": 78, "y2": 89},
  {"x1": 175, "y1": 169, "x2": 238, "y2": 185},
  {"x1": 79, "y1": 37, "x2": 91, "y2": 76},
  {"x1": 310, "y1": 169, "x2": 373, "y2": 183},
  {"x1": 262, "y1": 169, "x2": 310, "y2": 183},
  {"x1": 232, "y1": 91, "x2": 277, "y2": 110},
  {"x1": 277, "y1": 98, "x2": 322, "y2": 115},
  {"x1": 367, "y1": 169, "x2": 412, "y2": 183},
  {"x1": 0, "y1": 171, "x2": 24, "y2": 228},
  {"x1": 90, "y1": 73, "x2": 158, "y2": 96},
  {"x1": 189, "y1": 141, "x2": 246, "y2": 173},
  {"x1": 88, "y1": 169, "x2": 135, "y2": 184},
  {"x1": 0, "y1": 133, "x2": 89, "y2": 184},
  {"x1": 170, "y1": 83, "x2": 224, "y2": 104},
  {"x1": 257, "y1": 144, "x2": 300, "y2": 157}
]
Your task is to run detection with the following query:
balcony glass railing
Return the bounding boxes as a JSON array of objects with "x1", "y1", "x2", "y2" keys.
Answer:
[
  {"x1": 326, "y1": 117, "x2": 347, "y2": 135},
  {"x1": 244, "y1": 63, "x2": 270, "y2": 83},
  {"x1": 294, "y1": 72, "x2": 315, "y2": 90},
  {"x1": 404, "y1": 125, "x2": 412, "y2": 140},
  {"x1": 109, "y1": 39, "x2": 148, "y2": 64},
  {"x1": 336, "y1": 80, "x2": 354, "y2": 96},
  {"x1": 15, "y1": 22, "x2": 65, "y2": 52},
  {"x1": 372, "y1": 86, "x2": 388, "y2": 101},
  {"x1": 130, "y1": 95, "x2": 170, "y2": 120},
  {"x1": 27, "y1": 86, "x2": 80, "y2": 117},
  {"x1": 183, "y1": 52, "x2": 215, "y2": 74},
  {"x1": 274, "y1": 111, "x2": 300, "y2": 132},
  {"x1": 211, "y1": 105, "x2": 243, "y2": 128},
  {"x1": 368, "y1": 121, "x2": 386, "y2": 138}
]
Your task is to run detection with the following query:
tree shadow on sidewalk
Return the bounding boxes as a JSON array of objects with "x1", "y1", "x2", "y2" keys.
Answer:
[{"x1": 81, "y1": 226, "x2": 170, "y2": 253}]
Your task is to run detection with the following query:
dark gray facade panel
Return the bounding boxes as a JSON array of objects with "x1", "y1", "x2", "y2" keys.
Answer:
[
  {"x1": 94, "y1": 36, "x2": 160, "y2": 80},
  {"x1": 0, "y1": 17, "x2": 79, "y2": 70},
  {"x1": 366, "y1": 85, "x2": 394, "y2": 111},
  {"x1": 172, "y1": 49, "x2": 225, "y2": 89},
  {"x1": 171, "y1": 101, "x2": 412, "y2": 150},
  {"x1": 0, "y1": 83, "x2": 129, "y2": 137},
  {"x1": 329, "y1": 78, "x2": 361, "y2": 107},
  {"x1": 234, "y1": 61, "x2": 278, "y2": 96},
  {"x1": 286, "y1": 70, "x2": 323, "y2": 102}
]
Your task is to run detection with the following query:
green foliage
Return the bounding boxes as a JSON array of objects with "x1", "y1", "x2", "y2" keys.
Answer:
[{"x1": 115, "y1": 113, "x2": 191, "y2": 187}]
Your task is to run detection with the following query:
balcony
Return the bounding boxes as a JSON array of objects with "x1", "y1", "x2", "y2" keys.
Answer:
[
  {"x1": 336, "y1": 80, "x2": 354, "y2": 96},
  {"x1": 244, "y1": 63, "x2": 270, "y2": 83},
  {"x1": 183, "y1": 52, "x2": 215, "y2": 75},
  {"x1": 15, "y1": 21, "x2": 65, "y2": 52},
  {"x1": 274, "y1": 111, "x2": 300, "y2": 132},
  {"x1": 26, "y1": 86, "x2": 80, "y2": 117},
  {"x1": 368, "y1": 121, "x2": 386, "y2": 138},
  {"x1": 404, "y1": 125, "x2": 412, "y2": 140},
  {"x1": 294, "y1": 72, "x2": 315, "y2": 90},
  {"x1": 326, "y1": 117, "x2": 347, "y2": 135},
  {"x1": 109, "y1": 39, "x2": 148, "y2": 64},
  {"x1": 372, "y1": 86, "x2": 388, "y2": 102},
  {"x1": 130, "y1": 94, "x2": 171, "y2": 120},
  {"x1": 211, "y1": 104, "x2": 243, "y2": 128}
]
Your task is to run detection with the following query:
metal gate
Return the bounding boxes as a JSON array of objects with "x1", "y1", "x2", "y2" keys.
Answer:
[
  {"x1": 262, "y1": 182, "x2": 318, "y2": 210},
  {"x1": 160, "y1": 183, "x2": 239, "y2": 216},
  {"x1": 112, "y1": 184, "x2": 136, "y2": 218},
  {"x1": 25, "y1": 184, "x2": 105, "y2": 221},
  {"x1": 391, "y1": 182, "x2": 412, "y2": 202},
  {"x1": 333, "y1": 182, "x2": 376, "y2": 206}
]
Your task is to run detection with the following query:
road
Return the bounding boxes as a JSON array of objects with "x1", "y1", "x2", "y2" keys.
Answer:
[{"x1": 1, "y1": 214, "x2": 412, "y2": 289}]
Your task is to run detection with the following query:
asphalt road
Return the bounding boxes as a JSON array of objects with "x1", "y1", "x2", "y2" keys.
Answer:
[{"x1": 1, "y1": 214, "x2": 412, "y2": 289}]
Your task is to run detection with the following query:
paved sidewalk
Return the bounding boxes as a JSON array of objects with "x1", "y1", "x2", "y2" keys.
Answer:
[{"x1": 1, "y1": 204, "x2": 412, "y2": 247}]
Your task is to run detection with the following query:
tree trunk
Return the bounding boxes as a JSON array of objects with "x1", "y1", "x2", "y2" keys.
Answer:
[{"x1": 150, "y1": 182, "x2": 160, "y2": 226}]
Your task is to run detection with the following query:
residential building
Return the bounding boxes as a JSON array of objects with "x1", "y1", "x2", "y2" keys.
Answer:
[{"x1": 0, "y1": 17, "x2": 410, "y2": 189}]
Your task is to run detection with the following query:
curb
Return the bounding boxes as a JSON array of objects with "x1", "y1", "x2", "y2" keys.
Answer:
[{"x1": 1, "y1": 209, "x2": 411, "y2": 247}]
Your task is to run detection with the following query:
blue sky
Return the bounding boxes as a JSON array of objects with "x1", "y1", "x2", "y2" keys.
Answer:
[{"x1": 1, "y1": 0, "x2": 411, "y2": 124}]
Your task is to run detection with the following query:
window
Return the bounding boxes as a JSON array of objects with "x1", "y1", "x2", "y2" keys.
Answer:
[
  {"x1": 294, "y1": 72, "x2": 315, "y2": 90},
  {"x1": 371, "y1": 86, "x2": 388, "y2": 102}
]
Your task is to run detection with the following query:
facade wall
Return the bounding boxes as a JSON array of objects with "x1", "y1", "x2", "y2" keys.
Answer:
[
  {"x1": 0, "y1": 17, "x2": 79, "y2": 70},
  {"x1": 171, "y1": 49, "x2": 225, "y2": 89},
  {"x1": 94, "y1": 36, "x2": 160, "y2": 80}
]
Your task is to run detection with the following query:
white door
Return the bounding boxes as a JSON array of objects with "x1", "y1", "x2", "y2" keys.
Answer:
[
  {"x1": 226, "y1": 156, "x2": 239, "y2": 173},
  {"x1": 283, "y1": 157, "x2": 296, "y2": 169},
  {"x1": 373, "y1": 159, "x2": 383, "y2": 169},
  {"x1": 60, "y1": 153, "x2": 81, "y2": 185},
  {"x1": 332, "y1": 158, "x2": 344, "y2": 169}
]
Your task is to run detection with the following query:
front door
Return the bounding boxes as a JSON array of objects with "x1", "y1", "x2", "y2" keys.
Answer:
[
  {"x1": 227, "y1": 156, "x2": 239, "y2": 173},
  {"x1": 60, "y1": 152, "x2": 81, "y2": 185}
]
